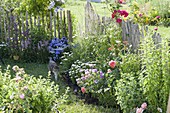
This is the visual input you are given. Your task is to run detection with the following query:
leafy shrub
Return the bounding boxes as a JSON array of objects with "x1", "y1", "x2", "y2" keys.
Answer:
[
  {"x1": 59, "y1": 23, "x2": 129, "y2": 107},
  {"x1": 115, "y1": 31, "x2": 170, "y2": 113},
  {"x1": 15, "y1": 0, "x2": 64, "y2": 15},
  {"x1": 0, "y1": 65, "x2": 69, "y2": 112},
  {"x1": 115, "y1": 53, "x2": 143, "y2": 113},
  {"x1": 139, "y1": 33, "x2": 170, "y2": 112}
]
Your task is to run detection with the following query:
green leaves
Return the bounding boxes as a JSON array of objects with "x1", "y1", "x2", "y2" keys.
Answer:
[{"x1": 0, "y1": 65, "x2": 69, "y2": 112}]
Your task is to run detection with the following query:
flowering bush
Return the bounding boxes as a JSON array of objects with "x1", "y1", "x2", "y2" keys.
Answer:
[
  {"x1": 0, "y1": 65, "x2": 69, "y2": 112},
  {"x1": 48, "y1": 37, "x2": 69, "y2": 61},
  {"x1": 69, "y1": 59, "x2": 120, "y2": 106},
  {"x1": 110, "y1": 1, "x2": 129, "y2": 24}
]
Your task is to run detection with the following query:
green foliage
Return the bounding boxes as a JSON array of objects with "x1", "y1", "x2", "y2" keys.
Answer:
[
  {"x1": 15, "y1": 0, "x2": 64, "y2": 15},
  {"x1": 139, "y1": 33, "x2": 170, "y2": 112},
  {"x1": 115, "y1": 54, "x2": 143, "y2": 113},
  {"x1": 116, "y1": 31, "x2": 170, "y2": 113},
  {"x1": 19, "y1": 26, "x2": 50, "y2": 63},
  {"x1": 0, "y1": 65, "x2": 69, "y2": 113},
  {"x1": 60, "y1": 23, "x2": 128, "y2": 107}
]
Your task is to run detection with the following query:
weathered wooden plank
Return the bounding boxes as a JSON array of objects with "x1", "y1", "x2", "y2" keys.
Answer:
[
  {"x1": 167, "y1": 94, "x2": 170, "y2": 113},
  {"x1": 54, "y1": 14, "x2": 57, "y2": 37},
  {"x1": 0, "y1": 12, "x2": 4, "y2": 41},
  {"x1": 63, "y1": 11, "x2": 67, "y2": 37},
  {"x1": 13, "y1": 16, "x2": 19, "y2": 50},
  {"x1": 57, "y1": 12, "x2": 60, "y2": 38},
  {"x1": 30, "y1": 14, "x2": 33, "y2": 29},
  {"x1": 21, "y1": 13, "x2": 25, "y2": 48},
  {"x1": 34, "y1": 16, "x2": 36, "y2": 27},
  {"x1": 50, "y1": 11, "x2": 53, "y2": 38},
  {"x1": 67, "y1": 10, "x2": 72, "y2": 42},
  {"x1": 60, "y1": 11, "x2": 64, "y2": 37},
  {"x1": 25, "y1": 11, "x2": 29, "y2": 40}
]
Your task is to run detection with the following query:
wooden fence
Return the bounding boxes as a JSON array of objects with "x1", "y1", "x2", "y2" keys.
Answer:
[
  {"x1": 0, "y1": 9, "x2": 73, "y2": 50},
  {"x1": 85, "y1": 2, "x2": 112, "y2": 35},
  {"x1": 85, "y1": 2, "x2": 162, "y2": 50}
]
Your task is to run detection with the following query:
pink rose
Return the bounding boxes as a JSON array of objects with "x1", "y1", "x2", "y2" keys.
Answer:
[
  {"x1": 136, "y1": 107, "x2": 143, "y2": 113},
  {"x1": 109, "y1": 60, "x2": 116, "y2": 69},
  {"x1": 141, "y1": 102, "x2": 147, "y2": 109},
  {"x1": 81, "y1": 87, "x2": 86, "y2": 93},
  {"x1": 156, "y1": 16, "x2": 160, "y2": 19},
  {"x1": 154, "y1": 27, "x2": 158, "y2": 31},
  {"x1": 116, "y1": 18, "x2": 122, "y2": 23},
  {"x1": 118, "y1": 0, "x2": 123, "y2": 4}
]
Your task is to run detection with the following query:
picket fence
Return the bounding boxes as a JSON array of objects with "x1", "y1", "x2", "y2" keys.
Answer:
[
  {"x1": 85, "y1": 2, "x2": 162, "y2": 50},
  {"x1": 0, "y1": 9, "x2": 73, "y2": 50}
]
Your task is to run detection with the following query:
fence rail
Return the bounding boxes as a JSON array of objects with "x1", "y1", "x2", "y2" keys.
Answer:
[
  {"x1": 0, "y1": 10, "x2": 73, "y2": 50},
  {"x1": 85, "y1": 2, "x2": 162, "y2": 50}
]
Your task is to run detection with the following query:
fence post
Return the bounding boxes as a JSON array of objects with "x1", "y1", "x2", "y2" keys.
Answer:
[
  {"x1": 67, "y1": 10, "x2": 73, "y2": 42},
  {"x1": 167, "y1": 94, "x2": 170, "y2": 113}
]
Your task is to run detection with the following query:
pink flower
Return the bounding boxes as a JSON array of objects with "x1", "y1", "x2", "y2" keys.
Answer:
[
  {"x1": 154, "y1": 27, "x2": 158, "y2": 31},
  {"x1": 14, "y1": 75, "x2": 22, "y2": 82},
  {"x1": 19, "y1": 94, "x2": 25, "y2": 99},
  {"x1": 108, "y1": 47, "x2": 112, "y2": 51},
  {"x1": 141, "y1": 102, "x2": 147, "y2": 109},
  {"x1": 118, "y1": 0, "x2": 123, "y2": 4},
  {"x1": 136, "y1": 107, "x2": 143, "y2": 113},
  {"x1": 116, "y1": 18, "x2": 122, "y2": 23},
  {"x1": 118, "y1": 10, "x2": 129, "y2": 17},
  {"x1": 109, "y1": 60, "x2": 116, "y2": 69},
  {"x1": 156, "y1": 16, "x2": 160, "y2": 19},
  {"x1": 122, "y1": 10, "x2": 129, "y2": 17},
  {"x1": 81, "y1": 87, "x2": 86, "y2": 93},
  {"x1": 139, "y1": 14, "x2": 143, "y2": 17}
]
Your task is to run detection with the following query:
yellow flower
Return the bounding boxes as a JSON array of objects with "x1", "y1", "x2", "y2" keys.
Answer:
[{"x1": 145, "y1": 17, "x2": 149, "y2": 24}]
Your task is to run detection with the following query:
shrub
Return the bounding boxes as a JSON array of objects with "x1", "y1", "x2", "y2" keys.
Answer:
[
  {"x1": 139, "y1": 33, "x2": 170, "y2": 112},
  {"x1": 115, "y1": 31, "x2": 170, "y2": 113},
  {"x1": 0, "y1": 65, "x2": 69, "y2": 112},
  {"x1": 115, "y1": 53, "x2": 143, "y2": 113}
]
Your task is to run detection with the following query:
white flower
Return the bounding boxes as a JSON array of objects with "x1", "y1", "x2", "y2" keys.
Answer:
[{"x1": 157, "y1": 107, "x2": 162, "y2": 112}]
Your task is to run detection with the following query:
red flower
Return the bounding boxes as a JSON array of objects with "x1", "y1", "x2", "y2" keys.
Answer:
[
  {"x1": 109, "y1": 60, "x2": 116, "y2": 69},
  {"x1": 118, "y1": 10, "x2": 128, "y2": 17},
  {"x1": 81, "y1": 87, "x2": 86, "y2": 93},
  {"x1": 122, "y1": 10, "x2": 129, "y2": 17},
  {"x1": 116, "y1": 18, "x2": 122, "y2": 23},
  {"x1": 112, "y1": 10, "x2": 117, "y2": 19}
]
